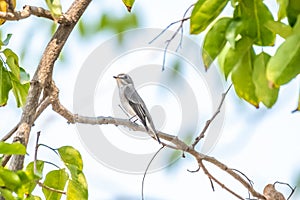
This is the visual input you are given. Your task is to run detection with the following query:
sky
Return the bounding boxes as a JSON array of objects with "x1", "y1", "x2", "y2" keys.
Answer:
[{"x1": 1, "y1": 0, "x2": 300, "y2": 199}]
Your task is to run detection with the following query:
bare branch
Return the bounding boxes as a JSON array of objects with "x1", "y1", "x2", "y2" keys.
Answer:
[
  {"x1": 0, "y1": 5, "x2": 71, "y2": 24},
  {"x1": 1, "y1": 123, "x2": 19, "y2": 142},
  {"x1": 149, "y1": 3, "x2": 194, "y2": 70},
  {"x1": 199, "y1": 159, "x2": 244, "y2": 200},
  {"x1": 192, "y1": 84, "x2": 232, "y2": 148},
  {"x1": 34, "y1": 131, "x2": 41, "y2": 176},
  {"x1": 1, "y1": 155, "x2": 11, "y2": 167}
]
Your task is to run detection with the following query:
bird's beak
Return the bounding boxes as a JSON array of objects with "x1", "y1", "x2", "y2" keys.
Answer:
[{"x1": 113, "y1": 76, "x2": 118, "y2": 79}]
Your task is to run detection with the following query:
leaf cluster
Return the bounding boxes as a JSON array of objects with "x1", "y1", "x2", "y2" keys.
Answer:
[
  {"x1": 0, "y1": 34, "x2": 30, "y2": 107},
  {"x1": 189, "y1": 0, "x2": 300, "y2": 108},
  {"x1": 0, "y1": 144, "x2": 88, "y2": 200}
]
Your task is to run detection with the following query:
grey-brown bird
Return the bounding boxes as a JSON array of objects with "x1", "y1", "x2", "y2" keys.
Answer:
[{"x1": 113, "y1": 73, "x2": 161, "y2": 144}]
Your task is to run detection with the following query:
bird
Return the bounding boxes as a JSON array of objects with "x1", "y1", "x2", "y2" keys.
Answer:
[{"x1": 113, "y1": 73, "x2": 161, "y2": 144}]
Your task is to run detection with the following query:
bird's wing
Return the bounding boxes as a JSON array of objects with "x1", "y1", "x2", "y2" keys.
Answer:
[{"x1": 124, "y1": 87, "x2": 148, "y2": 129}]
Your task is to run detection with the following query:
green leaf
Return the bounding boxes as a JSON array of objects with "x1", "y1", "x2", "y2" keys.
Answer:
[
  {"x1": 264, "y1": 20, "x2": 293, "y2": 39},
  {"x1": 0, "y1": 188, "x2": 15, "y2": 200},
  {"x1": 26, "y1": 160, "x2": 45, "y2": 180},
  {"x1": 45, "y1": 0, "x2": 62, "y2": 19},
  {"x1": 0, "y1": 34, "x2": 12, "y2": 48},
  {"x1": 223, "y1": 37, "x2": 253, "y2": 79},
  {"x1": 202, "y1": 17, "x2": 232, "y2": 69},
  {"x1": 225, "y1": 19, "x2": 243, "y2": 48},
  {"x1": 231, "y1": 48, "x2": 259, "y2": 107},
  {"x1": 253, "y1": 52, "x2": 279, "y2": 108},
  {"x1": 10, "y1": 77, "x2": 30, "y2": 107},
  {"x1": 235, "y1": 0, "x2": 275, "y2": 46},
  {"x1": 266, "y1": 17, "x2": 300, "y2": 86},
  {"x1": 122, "y1": 0, "x2": 135, "y2": 12},
  {"x1": 20, "y1": 67, "x2": 30, "y2": 84},
  {"x1": 190, "y1": 0, "x2": 228, "y2": 34},
  {"x1": 217, "y1": 43, "x2": 230, "y2": 74},
  {"x1": 78, "y1": 19, "x2": 86, "y2": 37},
  {"x1": 0, "y1": 142, "x2": 26, "y2": 155},
  {"x1": 16, "y1": 170, "x2": 34, "y2": 197},
  {"x1": 58, "y1": 146, "x2": 83, "y2": 171},
  {"x1": 286, "y1": 0, "x2": 300, "y2": 26},
  {"x1": 0, "y1": 63, "x2": 12, "y2": 106},
  {"x1": 16, "y1": 161, "x2": 44, "y2": 196},
  {"x1": 66, "y1": 180, "x2": 88, "y2": 200},
  {"x1": 43, "y1": 169, "x2": 68, "y2": 200},
  {"x1": 0, "y1": 167, "x2": 21, "y2": 191},
  {"x1": 3, "y1": 48, "x2": 20, "y2": 79},
  {"x1": 277, "y1": 0, "x2": 288, "y2": 21}
]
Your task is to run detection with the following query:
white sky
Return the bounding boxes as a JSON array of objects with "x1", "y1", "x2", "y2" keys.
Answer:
[{"x1": 1, "y1": 0, "x2": 300, "y2": 199}]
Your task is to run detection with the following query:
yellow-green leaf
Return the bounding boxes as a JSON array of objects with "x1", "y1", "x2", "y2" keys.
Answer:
[
  {"x1": 0, "y1": 142, "x2": 26, "y2": 155},
  {"x1": 0, "y1": 34, "x2": 12, "y2": 48},
  {"x1": 66, "y1": 180, "x2": 88, "y2": 200},
  {"x1": 264, "y1": 20, "x2": 293, "y2": 39},
  {"x1": 253, "y1": 52, "x2": 279, "y2": 108},
  {"x1": 202, "y1": 17, "x2": 232, "y2": 69},
  {"x1": 266, "y1": 17, "x2": 300, "y2": 86},
  {"x1": 0, "y1": 63, "x2": 12, "y2": 106},
  {"x1": 0, "y1": 188, "x2": 15, "y2": 200},
  {"x1": 3, "y1": 48, "x2": 20, "y2": 79},
  {"x1": 231, "y1": 48, "x2": 259, "y2": 107},
  {"x1": 58, "y1": 146, "x2": 83, "y2": 171},
  {"x1": 190, "y1": 0, "x2": 228, "y2": 34},
  {"x1": 122, "y1": 0, "x2": 135, "y2": 12},
  {"x1": 0, "y1": 167, "x2": 21, "y2": 191},
  {"x1": 43, "y1": 169, "x2": 68, "y2": 200},
  {"x1": 10, "y1": 76, "x2": 29, "y2": 107},
  {"x1": 45, "y1": 0, "x2": 62, "y2": 19},
  {"x1": 225, "y1": 19, "x2": 243, "y2": 48},
  {"x1": 223, "y1": 37, "x2": 253, "y2": 79},
  {"x1": 277, "y1": 0, "x2": 288, "y2": 21},
  {"x1": 235, "y1": 0, "x2": 275, "y2": 46}
]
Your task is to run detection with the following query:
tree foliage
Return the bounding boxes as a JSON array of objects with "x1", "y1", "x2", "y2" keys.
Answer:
[{"x1": 189, "y1": 0, "x2": 300, "y2": 109}]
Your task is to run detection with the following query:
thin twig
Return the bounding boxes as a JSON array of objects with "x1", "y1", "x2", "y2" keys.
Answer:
[
  {"x1": 209, "y1": 177, "x2": 215, "y2": 192},
  {"x1": 142, "y1": 146, "x2": 165, "y2": 200},
  {"x1": 38, "y1": 144, "x2": 59, "y2": 155},
  {"x1": 231, "y1": 168, "x2": 254, "y2": 199},
  {"x1": 187, "y1": 165, "x2": 200, "y2": 173},
  {"x1": 192, "y1": 84, "x2": 232, "y2": 148},
  {"x1": 34, "y1": 131, "x2": 41, "y2": 175},
  {"x1": 149, "y1": 4, "x2": 194, "y2": 71},
  {"x1": 37, "y1": 181, "x2": 66, "y2": 194},
  {"x1": 44, "y1": 160, "x2": 60, "y2": 169},
  {"x1": 198, "y1": 160, "x2": 244, "y2": 200},
  {"x1": 34, "y1": 131, "x2": 66, "y2": 194},
  {"x1": 274, "y1": 181, "x2": 296, "y2": 200}
]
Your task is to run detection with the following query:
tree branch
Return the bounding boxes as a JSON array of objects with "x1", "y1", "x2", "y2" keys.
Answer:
[
  {"x1": 0, "y1": 5, "x2": 71, "y2": 24},
  {"x1": 9, "y1": 0, "x2": 92, "y2": 171},
  {"x1": 192, "y1": 84, "x2": 232, "y2": 148},
  {"x1": 45, "y1": 81, "x2": 265, "y2": 199}
]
